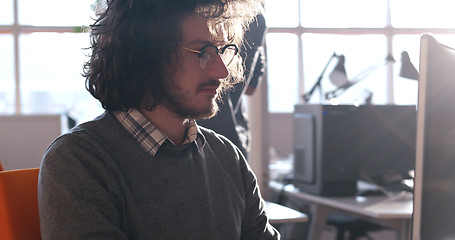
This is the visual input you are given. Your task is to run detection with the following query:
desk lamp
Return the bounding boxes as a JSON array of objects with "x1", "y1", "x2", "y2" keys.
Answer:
[
  {"x1": 303, "y1": 51, "x2": 418, "y2": 104},
  {"x1": 325, "y1": 55, "x2": 395, "y2": 101},
  {"x1": 329, "y1": 55, "x2": 348, "y2": 88},
  {"x1": 399, "y1": 51, "x2": 419, "y2": 80},
  {"x1": 325, "y1": 51, "x2": 419, "y2": 103},
  {"x1": 302, "y1": 52, "x2": 344, "y2": 103}
]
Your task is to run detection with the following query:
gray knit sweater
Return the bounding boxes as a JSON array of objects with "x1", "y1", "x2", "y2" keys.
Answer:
[{"x1": 38, "y1": 112, "x2": 279, "y2": 240}]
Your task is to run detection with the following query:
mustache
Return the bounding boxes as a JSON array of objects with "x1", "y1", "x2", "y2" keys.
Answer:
[{"x1": 198, "y1": 79, "x2": 221, "y2": 89}]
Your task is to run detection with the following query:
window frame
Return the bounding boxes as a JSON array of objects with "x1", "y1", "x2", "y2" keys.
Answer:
[
  {"x1": 1, "y1": 0, "x2": 86, "y2": 114},
  {"x1": 265, "y1": 0, "x2": 455, "y2": 112},
  {"x1": 3, "y1": 0, "x2": 455, "y2": 113}
]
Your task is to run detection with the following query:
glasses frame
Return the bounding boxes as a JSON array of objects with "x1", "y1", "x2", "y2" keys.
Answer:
[{"x1": 180, "y1": 44, "x2": 239, "y2": 69}]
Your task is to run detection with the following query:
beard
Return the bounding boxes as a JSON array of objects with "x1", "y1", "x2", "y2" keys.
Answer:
[{"x1": 162, "y1": 80, "x2": 223, "y2": 120}]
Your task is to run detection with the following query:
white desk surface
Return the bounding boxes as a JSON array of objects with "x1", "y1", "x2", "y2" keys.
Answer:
[
  {"x1": 270, "y1": 181, "x2": 413, "y2": 219},
  {"x1": 266, "y1": 201, "x2": 308, "y2": 224},
  {"x1": 270, "y1": 181, "x2": 413, "y2": 240}
]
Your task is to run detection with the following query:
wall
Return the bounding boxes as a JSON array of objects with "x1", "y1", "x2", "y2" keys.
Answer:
[
  {"x1": 0, "y1": 114, "x2": 63, "y2": 170},
  {"x1": 268, "y1": 113, "x2": 293, "y2": 158}
]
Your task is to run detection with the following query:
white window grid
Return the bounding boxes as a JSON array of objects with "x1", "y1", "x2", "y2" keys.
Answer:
[{"x1": 265, "y1": 0, "x2": 455, "y2": 112}]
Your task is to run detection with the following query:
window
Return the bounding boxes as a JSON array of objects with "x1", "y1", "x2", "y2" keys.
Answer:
[
  {"x1": 1, "y1": 0, "x2": 102, "y2": 123},
  {"x1": 0, "y1": 35, "x2": 14, "y2": 113},
  {"x1": 3, "y1": 0, "x2": 455, "y2": 117},
  {"x1": 265, "y1": 0, "x2": 455, "y2": 113}
]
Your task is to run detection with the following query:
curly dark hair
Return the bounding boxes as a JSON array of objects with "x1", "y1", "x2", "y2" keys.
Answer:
[{"x1": 83, "y1": 0, "x2": 262, "y2": 111}]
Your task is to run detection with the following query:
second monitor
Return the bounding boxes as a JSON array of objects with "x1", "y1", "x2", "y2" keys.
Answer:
[
  {"x1": 357, "y1": 104, "x2": 416, "y2": 185},
  {"x1": 293, "y1": 104, "x2": 416, "y2": 196}
]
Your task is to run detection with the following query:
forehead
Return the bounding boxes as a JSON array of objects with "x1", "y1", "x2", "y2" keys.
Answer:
[{"x1": 180, "y1": 15, "x2": 212, "y2": 45}]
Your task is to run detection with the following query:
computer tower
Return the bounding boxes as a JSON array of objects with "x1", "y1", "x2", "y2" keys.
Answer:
[{"x1": 293, "y1": 104, "x2": 359, "y2": 196}]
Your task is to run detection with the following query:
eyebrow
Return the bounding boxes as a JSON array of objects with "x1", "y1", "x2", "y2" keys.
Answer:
[
  {"x1": 185, "y1": 39, "x2": 213, "y2": 46},
  {"x1": 185, "y1": 39, "x2": 226, "y2": 47}
]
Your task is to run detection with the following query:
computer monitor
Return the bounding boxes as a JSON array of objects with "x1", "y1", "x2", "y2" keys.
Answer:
[
  {"x1": 412, "y1": 34, "x2": 455, "y2": 240},
  {"x1": 292, "y1": 104, "x2": 416, "y2": 196},
  {"x1": 357, "y1": 104, "x2": 416, "y2": 185}
]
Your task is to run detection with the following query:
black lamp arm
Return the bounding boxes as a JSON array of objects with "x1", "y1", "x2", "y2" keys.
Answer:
[{"x1": 302, "y1": 52, "x2": 339, "y2": 102}]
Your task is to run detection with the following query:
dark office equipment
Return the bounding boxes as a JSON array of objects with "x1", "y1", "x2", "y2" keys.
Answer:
[
  {"x1": 293, "y1": 104, "x2": 359, "y2": 196},
  {"x1": 357, "y1": 104, "x2": 416, "y2": 186},
  {"x1": 293, "y1": 103, "x2": 417, "y2": 197}
]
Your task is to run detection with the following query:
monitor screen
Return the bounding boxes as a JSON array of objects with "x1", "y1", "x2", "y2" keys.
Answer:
[
  {"x1": 292, "y1": 104, "x2": 416, "y2": 196},
  {"x1": 357, "y1": 104, "x2": 416, "y2": 184},
  {"x1": 412, "y1": 34, "x2": 455, "y2": 240}
]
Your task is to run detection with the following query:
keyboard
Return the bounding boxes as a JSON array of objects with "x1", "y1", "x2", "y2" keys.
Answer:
[{"x1": 357, "y1": 180, "x2": 413, "y2": 197}]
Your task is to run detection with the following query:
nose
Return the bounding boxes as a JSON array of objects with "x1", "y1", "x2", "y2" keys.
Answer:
[{"x1": 206, "y1": 54, "x2": 229, "y2": 79}]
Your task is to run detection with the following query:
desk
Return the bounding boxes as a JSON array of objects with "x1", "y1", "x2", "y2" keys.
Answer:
[
  {"x1": 270, "y1": 181, "x2": 413, "y2": 240},
  {"x1": 266, "y1": 201, "x2": 308, "y2": 224}
]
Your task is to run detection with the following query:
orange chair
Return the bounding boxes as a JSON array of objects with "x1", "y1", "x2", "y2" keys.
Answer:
[
  {"x1": 0, "y1": 168, "x2": 41, "y2": 240},
  {"x1": 0, "y1": 157, "x2": 4, "y2": 171}
]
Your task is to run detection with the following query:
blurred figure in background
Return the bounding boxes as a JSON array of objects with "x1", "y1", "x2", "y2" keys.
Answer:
[{"x1": 198, "y1": 11, "x2": 267, "y2": 159}]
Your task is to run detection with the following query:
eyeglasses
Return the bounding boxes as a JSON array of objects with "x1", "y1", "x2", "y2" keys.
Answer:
[{"x1": 180, "y1": 44, "x2": 239, "y2": 69}]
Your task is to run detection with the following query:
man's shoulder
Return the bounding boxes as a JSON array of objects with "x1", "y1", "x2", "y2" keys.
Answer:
[
  {"x1": 42, "y1": 112, "x2": 136, "y2": 169},
  {"x1": 197, "y1": 126, "x2": 248, "y2": 175},
  {"x1": 198, "y1": 126, "x2": 241, "y2": 156},
  {"x1": 47, "y1": 112, "x2": 126, "y2": 152},
  {"x1": 199, "y1": 126, "x2": 231, "y2": 145},
  {"x1": 68, "y1": 111, "x2": 123, "y2": 136}
]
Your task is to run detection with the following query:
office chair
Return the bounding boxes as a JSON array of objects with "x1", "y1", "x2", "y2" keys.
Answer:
[
  {"x1": 327, "y1": 213, "x2": 383, "y2": 240},
  {"x1": 0, "y1": 168, "x2": 42, "y2": 240},
  {"x1": 0, "y1": 158, "x2": 4, "y2": 171}
]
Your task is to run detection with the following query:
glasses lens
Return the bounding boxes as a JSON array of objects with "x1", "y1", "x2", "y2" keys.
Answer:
[
  {"x1": 198, "y1": 45, "x2": 238, "y2": 69},
  {"x1": 221, "y1": 45, "x2": 237, "y2": 66},
  {"x1": 199, "y1": 46, "x2": 218, "y2": 69}
]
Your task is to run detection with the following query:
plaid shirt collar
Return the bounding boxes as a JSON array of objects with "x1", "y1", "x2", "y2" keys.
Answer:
[{"x1": 114, "y1": 109, "x2": 205, "y2": 156}]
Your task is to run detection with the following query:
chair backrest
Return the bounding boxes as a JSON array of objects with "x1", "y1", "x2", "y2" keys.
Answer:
[
  {"x1": 0, "y1": 168, "x2": 41, "y2": 240},
  {"x1": 0, "y1": 158, "x2": 4, "y2": 171}
]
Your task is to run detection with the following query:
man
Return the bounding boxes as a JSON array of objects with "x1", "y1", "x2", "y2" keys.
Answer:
[
  {"x1": 38, "y1": 0, "x2": 280, "y2": 239},
  {"x1": 198, "y1": 12, "x2": 267, "y2": 158}
]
